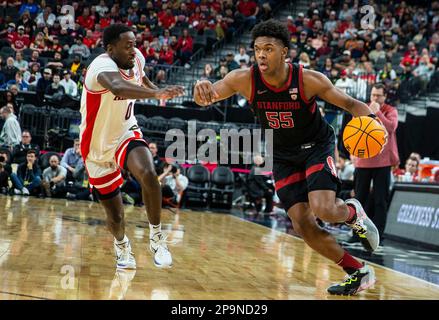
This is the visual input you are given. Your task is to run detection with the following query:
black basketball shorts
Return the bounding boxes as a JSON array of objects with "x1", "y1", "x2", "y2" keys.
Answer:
[{"x1": 273, "y1": 139, "x2": 341, "y2": 212}]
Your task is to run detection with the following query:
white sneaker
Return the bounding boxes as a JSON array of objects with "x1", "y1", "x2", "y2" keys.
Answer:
[
  {"x1": 345, "y1": 198, "x2": 380, "y2": 252},
  {"x1": 14, "y1": 188, "x2": 22, "y2": 195},
  {"x1": 22, "y1": 187, "x2": 30, "y2": 196},
  {"x1": 114, "y1": 238, "x2": 136, "y2": 269},
  {"x1": 150, "y1": 233, "x2": 173, "y2": 268}
]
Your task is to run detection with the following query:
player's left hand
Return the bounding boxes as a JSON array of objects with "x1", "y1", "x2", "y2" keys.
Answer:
[{"x1": 155, "y1": 85, "x2": 185, "y2": 100}]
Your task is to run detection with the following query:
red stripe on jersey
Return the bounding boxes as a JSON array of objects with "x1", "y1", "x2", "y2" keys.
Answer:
[
  {"x1": 81, "y1": 92, "x2": 102, "y2": 161},
  {"x1": 83, "y1": 83, "x2": 109, "y2": 94},
  {"x1": 89, "y1": 169, "x2": 121, "y2": 186},
  {"x1": 119, "y1": 69, "x2": 133, "y2": 80},
  {"x1": 306, "y1": 163, "x2": 324, "y2": 177},
  {"x1": 95, "y1": 176, "x2": 124, "y2": 194}
]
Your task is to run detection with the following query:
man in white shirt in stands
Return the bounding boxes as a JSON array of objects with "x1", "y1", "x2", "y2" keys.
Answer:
[{"x1": 60, "y1": 70, "x2": 78, "y2": 97}]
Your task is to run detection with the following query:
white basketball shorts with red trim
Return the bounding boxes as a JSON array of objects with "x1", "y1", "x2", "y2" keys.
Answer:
[{"x1": 85, "y1": 129, "x2": 147, "y2": 195}]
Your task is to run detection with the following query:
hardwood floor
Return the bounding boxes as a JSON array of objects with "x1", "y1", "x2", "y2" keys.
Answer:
[{"x1": 0, "y1": 195, "x2": 438, "y2": 300}]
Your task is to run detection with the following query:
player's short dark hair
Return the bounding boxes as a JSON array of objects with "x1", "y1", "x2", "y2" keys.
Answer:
[
  {"x1": 372, "y1": 82, "x2": 387, "y2": 94},
  {"x1": 103, "y1": 24, "x2": 133, "y2": 49},
  {"x1": 251, "y1": 19, "x2": 290, "y2": 50}
]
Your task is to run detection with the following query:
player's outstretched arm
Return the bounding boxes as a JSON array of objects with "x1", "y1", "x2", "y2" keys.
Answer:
[
  {"x1": 142, "y1": 68, "x2": 159, "y2": 90},
  {"x1": 97, "y1": 71, "x2": 185, "y2": 100},
  {"x1": 193, "y1": 68, "x2": 252, "y2": 106},
  {"x1": 303, "y1": 69, "x2": 373, "y2": 117}
]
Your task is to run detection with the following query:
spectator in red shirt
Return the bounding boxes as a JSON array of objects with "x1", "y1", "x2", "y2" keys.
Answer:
[
  {"x1": 10, "y1": 25, "x2": 30, "y2": 52},
  {"x1": 189, "y1": 6, "x2": 203, "y2": 26},
  {"x1": 176, "y1": 29, "x2": 193, "y2": 68},
  {"x1": 46, "y1": 36, "x2": 63, "y2": 55},
  {"x1": 29, "y1": 32, "x2": 46, "y2": 54},
  {"x1": 5, "y1": 22, "x2": 16, "y2": 44},
  {"x1": 158, "y1": 44, "x2": 174, "y2": 65},
  {"x1": 140, "y1": 40, "x2": 156, "y2": 64},
  {"x1": 158, "y1": 7, "x2": 176, "y2": 30},
  {"x1": 100, "y1": 12, "x2": 112, "y2": 30},
  {"x1": 83, "y1": 29, "x2": 96, "y2": 49},
  {"x1": 208, "y1": 0, "x2": 222, "y2": 13},
  {"x1": 237, "y1": 0, "x2": 259, "y2": 28},
  {"x1": 286, "y1": 16, "x2": 297, "y2": 35},
  {"x1": 317, "y1": 34, "x2": 331, "y2": 57},
  {"x1": 142, "y1": 28, "x2": 154, "y2": 43},
  {"x1": 77, "y1": 7, "x2": 95, "y2": 30}
]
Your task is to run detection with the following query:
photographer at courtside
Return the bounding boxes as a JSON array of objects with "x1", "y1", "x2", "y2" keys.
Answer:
[{"x1": 158, "y1": 163, "x2": 188, "y2": 206}]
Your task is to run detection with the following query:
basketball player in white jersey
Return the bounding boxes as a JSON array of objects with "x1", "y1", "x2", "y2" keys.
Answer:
[{"x1": 80, "y1": 24, "x2": 184, "y2": 269}]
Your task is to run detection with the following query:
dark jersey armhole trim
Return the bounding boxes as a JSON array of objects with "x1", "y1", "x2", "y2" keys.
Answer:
[
  {"x1": 249, "y1": 65, "x2": 255, "y2": 104},
  {"x1": 298, "y1": 64, "x2": 315, "y2": 104}
]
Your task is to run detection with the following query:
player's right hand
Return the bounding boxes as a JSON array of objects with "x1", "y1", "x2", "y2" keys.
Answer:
[
  {"x1": 194, "y1": 80, "x2": 219, "y2": 106},
  {"x1": 155, "y1": 85, "x2": 185, "y2": 100}
]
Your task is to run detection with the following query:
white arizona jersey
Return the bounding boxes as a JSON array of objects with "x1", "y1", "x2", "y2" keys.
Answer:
[{"x1": 79, "y1": 48, "x2": 145, "y2": 164}]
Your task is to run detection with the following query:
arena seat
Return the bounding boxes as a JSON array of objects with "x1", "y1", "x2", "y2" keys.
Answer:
[
  {"x1": 209, "y1": 166, "x2": 235, "y2": 209},
  {"x1": 183, "y1": 164, "x2": 210, "y2": 208}
]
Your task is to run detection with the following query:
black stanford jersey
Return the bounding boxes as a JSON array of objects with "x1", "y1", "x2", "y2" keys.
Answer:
[{"x1": 249, "y1": 63, "x2": 333, "y2": 160}]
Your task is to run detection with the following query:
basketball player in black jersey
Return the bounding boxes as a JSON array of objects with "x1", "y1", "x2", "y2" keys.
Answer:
[{"x1": 194, "y1": 20, "x2": 382, "y2": 296}]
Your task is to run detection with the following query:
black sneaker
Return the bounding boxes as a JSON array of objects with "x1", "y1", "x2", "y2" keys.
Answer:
[{"x1": 327, "y1": 264, "x2": 376, "y2": 296}]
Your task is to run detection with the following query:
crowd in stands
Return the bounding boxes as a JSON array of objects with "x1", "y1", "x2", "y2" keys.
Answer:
[
  {"x1": 208, "y1": 0, "x2": 439, "y2": 107},
  {"x1": 0, "y1": 0, "x2": 276, "y2": 94}
]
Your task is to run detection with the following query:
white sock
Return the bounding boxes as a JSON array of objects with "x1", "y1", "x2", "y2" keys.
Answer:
[
  {"x1": 149, "y1": 223, "x2": 161, "y2": 239},
  {"x1": 115, "y1": 235, "x2": 128, "y2": 246}
]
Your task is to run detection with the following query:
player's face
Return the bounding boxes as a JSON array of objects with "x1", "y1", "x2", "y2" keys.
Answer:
[
  {"x1": 254, "y1": 37, "x2": 287, "y2": 74},
  {"x1": 111, "y1": 31, "x2": 137, "y2": 70}
]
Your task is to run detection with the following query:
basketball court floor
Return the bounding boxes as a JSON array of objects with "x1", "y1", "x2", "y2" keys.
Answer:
[{"x1": 0, "y1": 195, "x2": 438, "y2": 300}]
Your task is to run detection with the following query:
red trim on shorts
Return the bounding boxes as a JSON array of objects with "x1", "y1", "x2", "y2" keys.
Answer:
[
  {"x1": 249, "y1": 65, "x2": 255, "y2": 104},
  {"x1": 80, "y1": 92, "x2": 102, "y2": 161},
  {"x1": 305, "y1": 163, "x2": 324, "y2": 177},
  {"x1": 274, "y1": 163, "x2": 325, "y2": 191},
  {"x1": 89, "y1": 169, "x2": 121, "y2": 186},
  {"x1": 259, "y1": 63, "x2": 292, "y2": 93},
  {"x1": 275, "y1": 171, "x2": 306, "y2": 191},
  {"x1": 298, "y1": 64, "x2": 314, "y2": 104},
  {"x1": 114, "y1": 131, "x2": 143, "y2": 167},
  {"x1": 96, "y1": 176, "x2": 124, "y2": 195}
]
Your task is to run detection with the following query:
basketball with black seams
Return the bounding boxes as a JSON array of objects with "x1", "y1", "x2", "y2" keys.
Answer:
[{"x1": 343, "y1": 116, "x2": 387, "y2": 158}]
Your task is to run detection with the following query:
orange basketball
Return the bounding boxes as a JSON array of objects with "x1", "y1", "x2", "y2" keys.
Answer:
[{"x1": 343, "y1": 116, "x2": 387, "y2": 159}]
